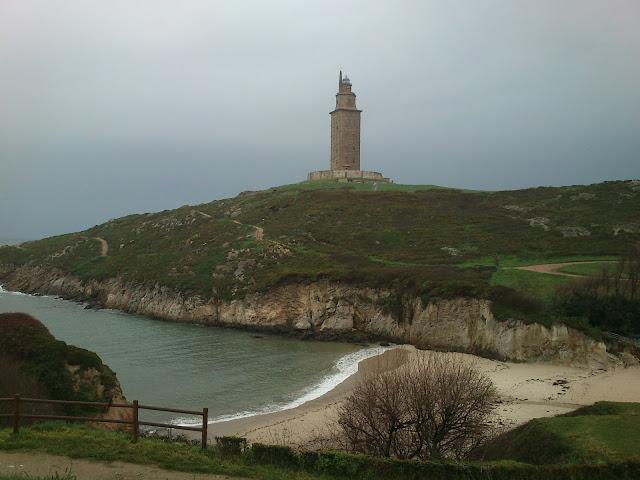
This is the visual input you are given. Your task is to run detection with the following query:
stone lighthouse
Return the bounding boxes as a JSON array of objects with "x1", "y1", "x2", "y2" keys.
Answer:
[
  {"x1": 330, "y1": 71, "x2": 361, "y2": 171},
  {"x1": 308, "y1": 71, "x2": 388, "y2": 182}
]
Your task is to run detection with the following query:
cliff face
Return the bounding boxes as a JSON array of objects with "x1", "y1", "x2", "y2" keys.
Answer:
[
  {"x1": 0, "y1": 265, "x2": 611, "y2": 366},
  {"x1": 65, "y1": 364, "x2": 131, "y2": 428}
]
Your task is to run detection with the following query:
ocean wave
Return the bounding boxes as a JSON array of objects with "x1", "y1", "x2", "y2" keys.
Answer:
[
  {"x1": 171, "y1": 344, "x2": 391, "y2": 427},
  {"x1": 0, "y1": 284, "x2": 28, "y2": 296}
]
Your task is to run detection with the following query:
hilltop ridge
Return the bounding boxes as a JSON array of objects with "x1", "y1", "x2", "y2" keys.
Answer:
[
  {"x1": 1, "y1": 179, "x2": 638, "y2": 299},
  {"x1": 0, "y1": 179, "x2": 639, "y2": 363}
]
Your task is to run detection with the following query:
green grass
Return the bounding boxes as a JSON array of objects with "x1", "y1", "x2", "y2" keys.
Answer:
[
  {"x1": 461, "y1": 254, "x2": 619, "y2": 269},
  {"x1": 273, "y1": 179, "x2": 474, "y2": 193},
  {"x1": 557, "y1": 261, "x2": 619, "y2": 276},
  {"x1": 0, "y1": 313, "x2": 119, "y2": 414},
  {"x1": 1, "y1": 422, "x2": 640, "y2": 480},
  {"x1": 490, "y1": 268, "x2": 569, "y2": 302},
  {"x1": 482, "y1": 402, "x2": 640, "y2": 465},
  {"x1": 0, "y1": 424, "x2": 325, "y2": 480}
]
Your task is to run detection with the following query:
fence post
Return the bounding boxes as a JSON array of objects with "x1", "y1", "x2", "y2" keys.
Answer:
[
  {"x1": 12, "y1": 394, "x2": 20, "y2": 435},
  {"x1": 132, "y1": 400, "x2": 139, "y2": 443},
  {"x1": 201, "y1": 408, "x2": 208, "y2": 450}
]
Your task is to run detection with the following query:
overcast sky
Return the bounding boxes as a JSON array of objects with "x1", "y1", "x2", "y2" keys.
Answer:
[{"x1": 1, "y1": 1, "x2": 639, "y2": 240}]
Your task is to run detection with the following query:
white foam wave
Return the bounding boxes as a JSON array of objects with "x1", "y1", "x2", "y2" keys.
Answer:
[
  {"x1": 0, "y1": 284, "x2": 28, "y2": 296},
  {"x1": 172, "y1": 344, "x2": 391, "y2": 427}
]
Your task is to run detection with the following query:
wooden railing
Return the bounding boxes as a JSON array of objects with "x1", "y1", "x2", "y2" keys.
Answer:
[{"x1": 0, "y1": 394, "x2": 209, "y2": 449}]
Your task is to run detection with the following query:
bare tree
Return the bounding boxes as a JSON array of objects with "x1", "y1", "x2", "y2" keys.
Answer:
[{"x1": 336, "y1": 353, "x2": 497, "y2": 460}]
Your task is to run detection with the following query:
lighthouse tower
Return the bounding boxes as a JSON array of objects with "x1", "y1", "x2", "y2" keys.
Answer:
[
  {"x1": 330, "y1": 71, "x2": 361, "y2": 171},
  {"x1": 307, "y1": 71, "x2": 389, "y2": 182}
]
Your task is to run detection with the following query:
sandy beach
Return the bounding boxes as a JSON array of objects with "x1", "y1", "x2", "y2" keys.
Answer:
[{"x1": 208, "y1": 345, "x2": 640, "y2": 448}]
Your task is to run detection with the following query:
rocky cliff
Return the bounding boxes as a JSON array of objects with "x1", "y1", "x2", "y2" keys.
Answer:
[{"x1": 0, "y1": 265, "x2": 614, "y2": 367}]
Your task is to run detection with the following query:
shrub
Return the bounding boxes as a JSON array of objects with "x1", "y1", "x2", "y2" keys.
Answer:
[
  {"x1": 0, "y1": 312, "x2": 120, "y2": 410},
  {"x1": 249, "y1": 443, "x2": 300, "y2": 467},
  {"x1": 214, "y1": 436, "x2": 247, "y2": 455},
  {"x1": 336, "y1": 353, "x2": 497, "y2": 460}
]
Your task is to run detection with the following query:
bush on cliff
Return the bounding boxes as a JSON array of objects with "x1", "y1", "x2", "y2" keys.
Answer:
[{"x1": 0, "y1": 312, "x2": 119, "y2": 414}]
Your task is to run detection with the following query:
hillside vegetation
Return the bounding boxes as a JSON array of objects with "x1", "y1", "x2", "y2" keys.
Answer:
[
  {"x1": 481, "y1": 402, "x2": 640, "y2": 465},
  {"x1": 0, "y1": 313, "x2": 123, "y2": 419},
  {"x1": 1, "y1": 180, "x2": 639, "y2": 337}
]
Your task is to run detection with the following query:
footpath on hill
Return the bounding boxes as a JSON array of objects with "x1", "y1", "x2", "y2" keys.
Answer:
[
  {"x1": 512, "y1": 260, "x2": 616, "y2": 277},
  {"x1": 0, "y1": 451, "x2": 248, "y2": 480},
  {"x1": 93, "y1": 237, "x2": 109, "y2": 257}
]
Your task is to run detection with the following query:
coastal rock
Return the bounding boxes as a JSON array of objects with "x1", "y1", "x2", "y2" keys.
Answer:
[
  {"x1": 0, "y1": 265, "x2": 612, "y2": 366},
  {"x1": 556, "y1": 226, "x2": 591, "y2": 237}
]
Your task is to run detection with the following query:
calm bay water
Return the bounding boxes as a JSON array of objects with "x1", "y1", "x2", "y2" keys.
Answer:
[{"x1": 0, "y1": 285, "x2": 381, "y2": 425}]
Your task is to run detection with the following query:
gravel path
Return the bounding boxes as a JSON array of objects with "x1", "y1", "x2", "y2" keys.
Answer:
[
  {"x1": 0, "y1": 451, "x2": 247, "y2": 480},
  {"x1": 232, "y1": 220, "x2": 263, "y2": 241},
  {"x1": 512, "y1": 260, "x2": 616, "y2": 277},
  {"x1": 94, "y1": 237, "x2": 109, "y2": 257}
]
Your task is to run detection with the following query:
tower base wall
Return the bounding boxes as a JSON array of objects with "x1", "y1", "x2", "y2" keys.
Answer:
[{"x1": 307, "y1": 170, "x2": 391, "y2": 182}]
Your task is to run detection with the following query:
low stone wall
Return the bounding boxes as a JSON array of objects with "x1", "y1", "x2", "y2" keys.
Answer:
[{"x1": 307, "y1": 170, "x2": 391, "y2": 182}]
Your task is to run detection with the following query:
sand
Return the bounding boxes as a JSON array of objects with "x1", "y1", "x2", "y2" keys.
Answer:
[{"x1": 207, "y1": 345, "x2": 640, "y2": 447}]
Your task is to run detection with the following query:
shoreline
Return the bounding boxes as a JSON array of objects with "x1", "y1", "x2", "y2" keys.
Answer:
[
  {"x1": 3, "y1": 283, "x2": 639, "y2": 447},
  {"x1": 207, "y1": 347, "x2": 411, "y2": 443},
  {"x1": 173, "y1": 344, "x2": 394, "y2": 427},
  {"x1": 205, "y1": 345, "x2": 640, "y2": 447}
]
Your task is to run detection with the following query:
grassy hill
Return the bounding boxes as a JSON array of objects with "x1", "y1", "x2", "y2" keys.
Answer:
[
  {"x1": 481, "y1": 402, "x2": 640, "y2": 465},
  {"x1": 1, "y1": 179, "x2": 638, "y2": 316}
]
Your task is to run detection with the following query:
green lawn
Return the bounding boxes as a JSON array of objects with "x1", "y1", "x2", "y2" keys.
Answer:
[
  {"x1": 490, "y1": 268, "x2": 569, "y2": 302},
  {"x1": 557, "y1": 261, "x2": 619, "y2": 277},
  {"x1": 461, "y1": 254, "x2": 619, "y2": 269}
]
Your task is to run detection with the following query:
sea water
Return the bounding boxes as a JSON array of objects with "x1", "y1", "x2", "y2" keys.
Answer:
[{"x1": 0, "y1": 285, "x2": 385, "y2": 425}]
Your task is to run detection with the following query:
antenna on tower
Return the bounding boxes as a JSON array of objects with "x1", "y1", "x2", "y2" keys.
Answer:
[{"x1": 339, "y1": 70, "x2": 342, "y2": 87}]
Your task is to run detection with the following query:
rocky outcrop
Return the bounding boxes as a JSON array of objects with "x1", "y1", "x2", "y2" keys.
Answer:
[
  {"x1": 0, "y1": 310, "x2": 132, "y2": 430},
  {"x1": 65, "y1": 364, "x2": 131, "y2": 429},
  {"x1": 0, "y1": 265, "x2": 614, "y2": 366}
]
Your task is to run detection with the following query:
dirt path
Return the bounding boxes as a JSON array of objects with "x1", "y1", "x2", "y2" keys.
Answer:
[
  {"x1": 94, "y1": 237, "x2": 109, "y2": 257},
  {"x1": 512, "y1": 260, "x2": 616, "y2": 277},
  {"x1": 232, "y1": 220, "x2": 263, "y2": 242},
  {"x1": 0, "y1": 451, "x2": 248, "y2": 480}
]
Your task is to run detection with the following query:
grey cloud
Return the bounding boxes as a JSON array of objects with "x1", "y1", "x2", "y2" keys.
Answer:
[{"x1": 0, "y1": 0, "x2": 639, "y2": 239}]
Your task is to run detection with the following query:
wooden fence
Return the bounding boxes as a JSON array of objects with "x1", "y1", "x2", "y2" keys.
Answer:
[{"x1": 0, "y1": 394, "x2": 209, "y2": 449}]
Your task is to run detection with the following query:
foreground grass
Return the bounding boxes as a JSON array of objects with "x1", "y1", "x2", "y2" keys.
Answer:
[
  {"x1": 0, "y1": 424, "x2": 324, "y2": 480},
  {"x1": 2, "y1": 420, "x2": 640, "y2": 480}
]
